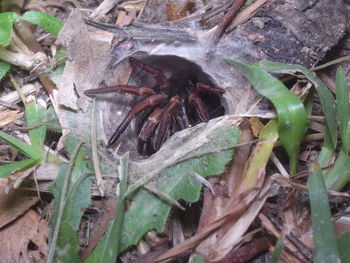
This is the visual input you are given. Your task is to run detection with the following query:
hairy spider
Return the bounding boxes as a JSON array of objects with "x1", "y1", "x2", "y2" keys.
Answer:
[{"x1": 84, "y1": 56, "x2": 225, "y2": 156}]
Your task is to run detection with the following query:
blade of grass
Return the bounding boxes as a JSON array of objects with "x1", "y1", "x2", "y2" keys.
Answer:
[
  {"x1": 335, "y1": 66, "x2": 350, "y2": 152},
  {"x1": 48, "y1": 142, "x2": 84, "y2": 263},
  {"x1": 85, "y1": 153, "x2": 129, "y2": 263},
  {"x1": 269, "y1": 239, "x2": 284, "y2": 263},
  {"x1": 253, "y1": 61, "x2": 337, "y2": 152},
  {"x1": 239, "y1": 120, "x2": 278, "y2": 191},
  {"x1": 308, "y1": 162, "x2": 340, "y2": 263},
  {"x1": 0, "y1": 158, "x2": 38, "y2": 178},
  {"x1": 338, "y1": 232, "x2": 350, "y2": 263},
  {"x1": 90, "y1": 99, "x2": 104, "y2": 196},
  {"x1": 225, "y1": 59, "x2": 307, "y2": 176},
  {"x1": 0, "y1": 130, "x2": 41, "y2": 159},
  {"x1": 25, "y1": 100, "x2": 48, "y2": 151}
]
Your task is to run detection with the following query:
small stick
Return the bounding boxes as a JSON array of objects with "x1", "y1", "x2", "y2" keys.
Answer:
[{"x1": 211, "y1": 0, "x2": 245, "y2": 46}]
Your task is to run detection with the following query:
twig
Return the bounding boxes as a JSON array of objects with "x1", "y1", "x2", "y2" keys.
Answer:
[{"x1": 211, "y1": 0, "x2": 245, "y2": 46}]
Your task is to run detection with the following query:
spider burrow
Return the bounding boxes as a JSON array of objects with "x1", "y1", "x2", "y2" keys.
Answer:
[{"x1": 84, "y1": 56, "x2": 225, "y2": 156}]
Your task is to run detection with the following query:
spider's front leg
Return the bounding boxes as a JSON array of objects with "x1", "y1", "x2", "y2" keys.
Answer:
[
  {"x1": 108, "y1": 94, "x2": 166, "y2": 147},
  {"x1": 137, "y1": 96, "x2": 180, "y2": 155}
]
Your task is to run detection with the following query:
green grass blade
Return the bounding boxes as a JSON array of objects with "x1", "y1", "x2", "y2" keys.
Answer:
[
  {"x1": 0, "y1": 159, "x2": 38, "y2": 178},
  {"x1": 85, "y1": 153, "x2": 129, "y2": 263},
  {"x1": 49, "y1": 142, "x2": 92, "y2": 262},
  {"x1": 0, "y1": 60, "x2": 10, "y2": 81},
  {"x1": 21, "y1": 11, "x2": 63, "y2": 36},
  {"x1": 269, "y1": 239, "x2": 284, "y2": 263},
  {"x1": 253, "y1": 61, "x2": 337, "y2": 150},
  {"x1": 25, "y1": 99, "x2": 47, "y2": 151},
  {"x1": 336, "y1": 66, "x2": 350, "y2": 152},
  {"x1": 225, "y1": 59, "x2": 307, "y2": 176},
  {"x1": 308, "y1": 162, "x2": 340, "y2": 263},
  {"x1": 0, "y1": 12, "x2": 20, "y2": 46},
  {"x1": 338, "y1": 232, "x2": 350, "y2": 263},
  {"x1": 0, "y1": 130, "x2": 41, "y2": 160},
  {"x1": 324, "y1": 153, "x2": 350, "y2": 191}
]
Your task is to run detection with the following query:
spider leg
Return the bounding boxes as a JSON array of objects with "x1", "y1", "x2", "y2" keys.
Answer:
[
  {"x1": 188, "y1": 82, "x2": 225, "y2": 122},
  {"x1": 129, "y1": 57, "x2": 169, "y2": 88},
  {"x1": 107, "y1": 94, "x2": 166, "y2": 147},
  {"x1": 137, "y1": 108, "x2": 163, "y2": 155},
  {"x1": 188, "y1": 92, "x2": 209, "y2": 122},
  {"x1": 152, "y1": 96, "x2": 180, "y2": 151},
  {"x1": 84, "y1": 85, "x2": 156, "y2": 97},
  {"x1": 193, "y1": 82, "x2": 225, "y2": 95}
]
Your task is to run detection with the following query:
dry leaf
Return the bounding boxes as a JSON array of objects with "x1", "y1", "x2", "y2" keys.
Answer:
[
  {"x1": 119, "y1": 0, "x2": 147, "y2": 13},
  {"x1": 0, "y1": 110, "x2": 23, "y2": 127},
  {"x1": 0, "y1": 179, "x2": 39, "y2": 229},
  {"x1": 166, "y1": 0, "x2": 195, "y2": 21},
  {"x1": 0, "y1": 209, "x2": 48, "y2": 263}
]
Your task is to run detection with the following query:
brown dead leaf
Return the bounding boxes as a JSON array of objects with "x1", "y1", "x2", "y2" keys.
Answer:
[
  {"x1": 119, "y1": 0, "x2": 147, "y2": 13},
  {"x1": 156, "y1": 178, "x2": 272, "y2": 262},
  {"x1": 0, "y1": 179, "x2": 39, "y2": 229},
  {"x1": 249, "y1": 117, "x2": 264, "y2": 137},
  {"x1": 56, "y1": 9, "x2": 112, "y2": 112},
  {"x1": 0, "y1": 110, "x2": 23, "y2": 127},
  {"x1": 166, "y1": 0, "x2": 195, "y2": 21},
  {"x1": 116, "y1": 10, "x2": 136, "y2": 26},
  {"x1": 0, "y1": 209, "x2": 48, "y2": 263}
]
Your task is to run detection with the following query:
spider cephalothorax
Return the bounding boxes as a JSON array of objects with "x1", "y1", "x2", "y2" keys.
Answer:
[{"x1": 84, "y1": 56, "x2": 225, "y2": 156}]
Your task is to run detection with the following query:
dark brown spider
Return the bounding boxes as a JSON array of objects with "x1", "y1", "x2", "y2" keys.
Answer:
[{"x1": 84, "y1": 56, "x2": 225, "y2": 156}]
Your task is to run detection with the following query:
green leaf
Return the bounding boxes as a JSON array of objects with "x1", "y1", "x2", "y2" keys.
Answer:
[
  {"x1": 0, "y1": 12, "x2": 20, "y2": 46},
  {"x1": 308, "y1": 162, "x2": 340, "y2": 263},
  {"x1": 0, "y1": 60, "x2": 10, "y2": 81},
  {"x1": 0, "y1": 159, "x2": 38, "y2": 178},
  {"x1": 240, "y1": 120, "x2": 278, "y2": 191},
  {"x1": 336, "y1": 66, "x2": 350, "y2": 152},
  {"x1": 0, "y1": 130, "x2": 41, "y2": 160},
  {"x1": 253, "y1": 61, "x2": 337, "y2": 151},
  {"x1": 338, "y1": 232, "x2": 350, "y2": 263},
  {"x1": 21, "y1": 11, "x2": 63, "y2": 36},
  {"x1": 225, "y1": 59, "x2": 307, "y2": 176},
  {"x1": 25, "y1": 99, "x2": 48, "y2": 152},
  {"x1": 269, "y1": 239, "x2": 284, "y2": 263},
  {"x1": 85, "y1": 154, "x2": 128, "y2": 263},
  {"x1": 118, "y1": 121, "x2": 240, "y2": 253},
  {"x1": 324, "y1": 153, "x2": 350, "y2": 191},
  {"x1": 49, "y1": 143, "x2": 93, "y2": 261}
]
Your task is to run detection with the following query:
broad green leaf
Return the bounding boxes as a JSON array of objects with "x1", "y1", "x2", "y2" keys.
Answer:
[
  {"x1": 21, "y1": 11, "x2": 63, "y2": 36},
  {"x1": 0, "y1": 12, "x2": 19, "y2": 46},
  {"x1": 118, "y1": 122, "x2": 240, "y2": 252},
  {"x1": 0, "y1": 159, "x2": 38, "y2": 178},
  {"x1": 338, "y1": 232, "x2": 350, "y2": 263},
  {"x1": 308, "y1": 162, "x2": 340, "y2": 263},
  {"x1": 85, "y1": 154, "x2": 128, "y2": 263},
  {"x1": 0, "y1": 130, "x2": 41, "y2": 160},
  {"x1": 0, "y1": 60, "x2": 10, "y2": 81},
  {"x1": 49, "y1": 143, "x2": 93, "y2": 261},
  {"x1": 25, "y1": 99, "x2": 48, "y2": 152},
  {"x1": 253, "y1": 61, "x2": 337, "y2": 151},
  {"x1": 226, "y1": 59, "x2": 307, "y2": 176},
  {"x1": 336, "y1": 66, "x2": 350, "y2": 152}
]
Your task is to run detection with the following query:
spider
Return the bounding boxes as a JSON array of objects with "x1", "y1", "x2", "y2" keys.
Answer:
[{"x1": 84, "y1": 56, "x2": 225, "y2": 156}]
